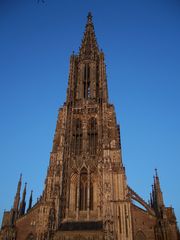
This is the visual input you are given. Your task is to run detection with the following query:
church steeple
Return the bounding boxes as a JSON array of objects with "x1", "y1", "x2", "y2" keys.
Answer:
[
  {"x1": 51, "y1": 14, "x2": 128, "y2": 239},
  {"x1": 65, "y1": 13, "x2": 108, "y2": 105},
  {"x1": 79, "y1": 12, "x2": 99, "y2": 60},
  {"x1": 1, "y1": 13, "x2": 180, "y2": 240}
]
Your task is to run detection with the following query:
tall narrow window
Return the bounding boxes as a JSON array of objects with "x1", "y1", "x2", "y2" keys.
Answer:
[
  {"x1": 88, "y1": 118, "x2": 98, "y2": 155},
  {"x1": 75, "y1": 185, "x2": 77, "y2": 211},
  {"x1": 79, "y1": 168, "x2": 88, "y2": 211},
  {"x1": 72, "y1": 119, "x2": 82, "y2": 155},
  {"x1": 90, "y1": 179, "x2": 93, "y2": 210},
  {"x1": 83, "y1": 64, "x2": 90, "y2": 99},
  {"x1": 69, "y1": 173, "x2": 78, "y2": 212}
]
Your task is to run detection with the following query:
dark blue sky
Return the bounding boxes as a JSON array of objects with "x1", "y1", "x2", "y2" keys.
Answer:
[{"x1": 0, "y1": 0, "x2": 180, "y2": 226}]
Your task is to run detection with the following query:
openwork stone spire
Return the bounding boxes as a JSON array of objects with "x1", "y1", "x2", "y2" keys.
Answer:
[
  {"x1": 65, "y1": 12, "x2": 108, "y2": 105},
  {"x1": 79, "y1": 12, "x2": 99, "y2": 60}
]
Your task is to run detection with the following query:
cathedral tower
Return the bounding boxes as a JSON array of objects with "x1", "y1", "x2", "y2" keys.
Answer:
[
  {"x1": 41, "y1": 12, "x2": 133, "y2": 239},
  {"x1": 0, "y1": 13, "x2": 179, "y2": 240}
]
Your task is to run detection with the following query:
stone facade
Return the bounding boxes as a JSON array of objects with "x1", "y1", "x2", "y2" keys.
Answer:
[{"x1": 0, "y1": 13, "x2": 179, "y2": 240}]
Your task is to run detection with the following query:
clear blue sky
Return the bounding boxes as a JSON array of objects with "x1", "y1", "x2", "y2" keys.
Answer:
[{"x1": 0, "y1": 0, "x2": 180, "y2": 226}]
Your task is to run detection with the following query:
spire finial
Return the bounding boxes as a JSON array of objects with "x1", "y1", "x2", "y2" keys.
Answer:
[
  {"x1": 13, "y1": 173, "x2": 22, "y2": 213},
  {"x1": 87, "y1": 12, "x2": 92, "y2": 23},
  {"x1": 155, "y1": 168, "x2": 158, "y2": 177}
]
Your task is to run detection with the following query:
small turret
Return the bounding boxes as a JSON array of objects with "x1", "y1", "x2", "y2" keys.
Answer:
[
  {"x1": 27, "y1": 190, "x2": 33, "y2": 212},
  {"x1": 154, "y1": 169, "x2": 164, "y2": 208},
  {"x1": 19, "y1": 183, "x2": 27, "y2": 217},
  {"x1": 150, "y1": 191, "x2": 153, "y2": 208},
  {"x1": 10, "y1": 174, "x2": 22, "y2": 224},
  {"x1": 13, "y1": 174, "x2": 22, "y2": 211},
  {"x1": 150, "y1": 169, "x2": 165, "y2": 217},
  {"x1": 150, "y1": 170, "x2": 179, "y2": 239}
]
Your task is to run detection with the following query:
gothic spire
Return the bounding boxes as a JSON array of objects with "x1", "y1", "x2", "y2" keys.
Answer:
[
  {"x1": 154, "y1": 169, "x2": 164, "y2": 208},
  {"x1": 10, "y1": 174, "x2": 22, "y2": 224},
  {"x1": 151, "y1": 169, "x2": 165, "y2": 216},
  {"x1": 13, "y1": 173, "x2": 22, "y2": 211},
  {"x1": 27, "y1": 190, "x2": 33, "y2": 212},
  {"x1": 19, "y1": 182, "x2": 27, "y2": 216},
  {"x1": 79, "y1": 12, "x2": 99, "y2": 59}
]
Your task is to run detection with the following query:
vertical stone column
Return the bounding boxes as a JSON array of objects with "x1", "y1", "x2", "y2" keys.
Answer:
[
  {"x1": 76, "y1": 173, "x2": 80, "y2": 220},
  {"x1": 87, "y1": 167, "x2": 90, "y2": 220},
  {"x1": 65, "y1": 176, "x2": 70, "y2": 220}
]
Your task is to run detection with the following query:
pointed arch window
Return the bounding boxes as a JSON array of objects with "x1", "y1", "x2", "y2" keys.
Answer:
[
  {"x1": 72, "y1": 119, "x2": 82, "y2": 155},
  {"x1": 69, "y1": 173, "x2": 78, "y2": 211},
  {"x1": 79, "y1": 168, "x2": 88, "y2": 211},
  {"x1": 83, "y1": 63, "x2": 90, "y2": 99},
  {"x1": 88, "y1": 118, "x2": 98, "y2": 155}
]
